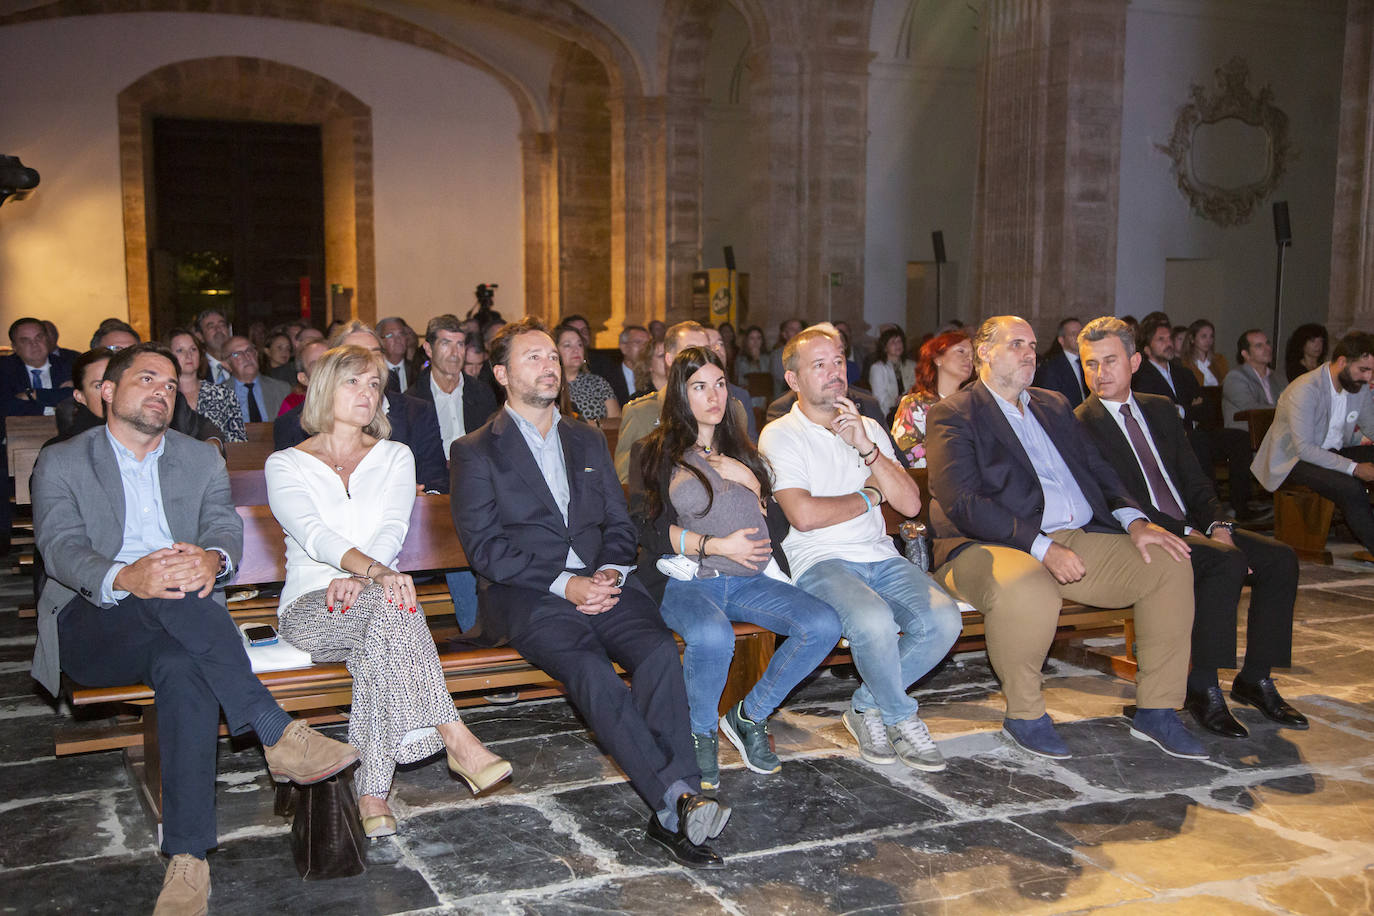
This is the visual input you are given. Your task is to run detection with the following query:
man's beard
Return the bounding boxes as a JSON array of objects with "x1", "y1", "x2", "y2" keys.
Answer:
[
  {"x1": 1337, "y1": 366, "x2": 1367, "y2": 394},
  {"x1": 112, "y1": 401, "x2": 170, "y2": 436}
]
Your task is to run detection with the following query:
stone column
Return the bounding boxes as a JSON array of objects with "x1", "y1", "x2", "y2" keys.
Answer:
[
  {"x1": 747, "y1": 42, "x2": 805, "y2": 330},
  {"x1": 970, "y1": 0, "x2": 1128, "y2": 340},
  {"x1": 520, "y1": 130, "x2": 558, "y2": 325},
  {"x1": 606, "y1": 93, "x2": 665, "y2": 344},
  {"x1": 1327, "y1": 0, "x2": 1374, "y2": 336}
]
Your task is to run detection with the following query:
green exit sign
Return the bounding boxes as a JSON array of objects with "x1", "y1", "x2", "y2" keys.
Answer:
[{"x1": 829, "y1": 272, "x2": 843, "y2": 287}]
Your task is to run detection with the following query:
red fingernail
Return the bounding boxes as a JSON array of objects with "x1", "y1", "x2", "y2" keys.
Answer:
[
  {"x1": 327, "y1": 605, "x2": 334, "y2": 612},
  {"x1": 343, "y1": 606, "x2": 349, "y2": 614},
  {"x1": 409, "y1": 606, "x2": 416, "y2": 613}
]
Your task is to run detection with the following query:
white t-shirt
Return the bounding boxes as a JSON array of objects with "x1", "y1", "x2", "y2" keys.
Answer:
[
  {"x1": 758, "y1": 402, "x2": 900, "y2": 579},
  {"x1": 431, "y1": 373, "x2": 466, "y2": 459},
  {"x1": 265, "y1": 439, "x2": 416, "y2": 611}
]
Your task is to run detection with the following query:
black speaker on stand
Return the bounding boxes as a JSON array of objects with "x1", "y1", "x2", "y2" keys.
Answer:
[
  {"x1": 1272, "y1": 202, "x2": 1292, "y2": 352},
  {"x1": 722, "y1": 246, "x2": 736, "y2": 326},
  {"x1": 931, "y1": 231, "x2": 947, "y2": 329}
]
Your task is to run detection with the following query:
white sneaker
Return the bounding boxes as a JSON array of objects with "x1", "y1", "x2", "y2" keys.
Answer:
[
  {"x1": 842, "y1": 708, "x2": 897, "y2": 764},
  {"x1": 887, "y1": 713, "x2": 946, "y2": 772}
]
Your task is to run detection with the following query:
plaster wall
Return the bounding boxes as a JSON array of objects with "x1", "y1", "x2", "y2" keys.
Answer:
[{"x1": 0, "y1": 12, "x2": 523, "y2": 345}]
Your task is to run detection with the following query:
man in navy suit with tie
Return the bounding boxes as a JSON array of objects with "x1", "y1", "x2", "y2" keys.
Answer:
[
  {"x1": 1031, "y1": 317, "x2": 1087, "y2": 408},
  {"x1": 450, "y1": 317, "x2": 731, "y2": 869},
  {"x1": 2, "y1": 317, "x2": 73, "y2": 418},
  {"x1": 1075, "y1": 317, "x2": 1304, "y2": 740}
]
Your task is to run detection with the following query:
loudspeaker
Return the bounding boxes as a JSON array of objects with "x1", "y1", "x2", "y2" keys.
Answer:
[
  {"x1": 1273, "y1": 201, "x2": 1292, "y2": 247},
  {"x1": 723, "y1": 246, "x2": 736, "y2": 271},
  {"x1": 932, "y1": 231, "x2": 947, "y2": 265}
]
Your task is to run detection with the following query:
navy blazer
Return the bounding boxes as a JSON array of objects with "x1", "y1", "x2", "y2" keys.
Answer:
[
  {"x1": 1075, "y1": 392, "x2": 1226, "y2": 538},
  {"x1": 1032, "y1": 351, "x2": 1086, "y2": 408},
  {"x1": 405, "y1": 368, "x2": 501, "y2": 453},
  {"x1": 450, "y1": 409, "x2": 638, "y2": 643},
  {"x1": 1132, "y1": 358, "x2": 1201, "y2": 422},
  {"x1": 0, "y1": 351, "x2": 74, "y2": 417},
  {"x1": 272, "y1": 390, "x2": 449, "y2": 492},
  {"x1": 924, "y1": 382, "x2": 1141, "y2": 568}
]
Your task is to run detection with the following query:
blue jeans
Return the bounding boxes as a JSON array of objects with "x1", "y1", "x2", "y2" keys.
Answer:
[
  {"x1": 658, "y1": 573, "x2": 842, "y2": 735},
  {"x1": 796, "y1": 556, "x2": 961, "y2": 726},
  {"x1": 447, "y1": 571, "x2": 479, "y2": 631}
]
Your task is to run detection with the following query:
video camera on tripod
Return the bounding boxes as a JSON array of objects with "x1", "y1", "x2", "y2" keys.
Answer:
[{"x1": 0, "y1": 156, "x2": 40, "y2": 207}]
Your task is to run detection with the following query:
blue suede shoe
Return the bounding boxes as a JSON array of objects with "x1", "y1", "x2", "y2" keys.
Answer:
[
  {"x1": 1002, "y1": 714, "x2": 1070, "y2": 759},
  {"x1": 1130, "y1": 708, "x2": 1208, "y2": 759}
]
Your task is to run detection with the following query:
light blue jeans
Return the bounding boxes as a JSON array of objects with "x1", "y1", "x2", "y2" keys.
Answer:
[
  {"x1": 658, "y1": 573, "x2": 842, "y2": 735},
  {"x1": 796, "y1": 556, "x2": 961, "y2": 725},
  {"x1": 447, "y1": 571, "x2": 479, "y2": 632}
]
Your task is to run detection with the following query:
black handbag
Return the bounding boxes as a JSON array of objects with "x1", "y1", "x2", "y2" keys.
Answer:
[{"x1": 275, "y1": 774, "x2": 367, "y2": 880}]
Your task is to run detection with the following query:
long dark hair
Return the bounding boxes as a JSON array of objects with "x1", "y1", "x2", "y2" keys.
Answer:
[{"x1": 639, "y1": 346, "x2": 773, "y2": 520}]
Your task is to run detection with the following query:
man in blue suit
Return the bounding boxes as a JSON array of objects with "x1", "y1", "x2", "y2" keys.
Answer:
[
  {"x1": 450, "y1": 317, "x2": 731, "y2": 870},
  {"x1": 2, "y1": 317, "x2": 73, "y2": 417},
  {"x1": 1031, "y1": 317, "x2": 1087, "y2": 408}
]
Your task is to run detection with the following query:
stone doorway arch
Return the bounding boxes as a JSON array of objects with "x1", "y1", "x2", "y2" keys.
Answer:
[{"x1": 118, "y1": 57, "x2": 374, "y2": 338}]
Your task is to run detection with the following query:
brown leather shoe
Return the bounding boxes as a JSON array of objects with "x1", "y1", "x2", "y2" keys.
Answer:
[
  {"x1": 263, "y1": 720, "x2": 360, "y2": 784},
  {"x1": 152, "y1": 854, "x2": 209, "y2": 916}
]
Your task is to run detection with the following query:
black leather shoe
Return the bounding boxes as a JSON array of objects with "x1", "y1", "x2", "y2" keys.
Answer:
[
  {"x1": 1184, "y1": 686, "x2": 1248, "y2": 738},
  {"x1": 677, "y1": 793, "x2": 731, "y2": 846},
  {"x1": 645, "y1": 816, "x2": 724, "y2": 869},
  {"x1": 1231, "y1": 677, "x2": 1309, "y2": 729}
]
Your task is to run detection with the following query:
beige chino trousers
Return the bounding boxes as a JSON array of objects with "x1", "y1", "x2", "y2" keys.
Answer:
[{"x1": 936, "y1": 528, "x2": 1194, "y2": 719}]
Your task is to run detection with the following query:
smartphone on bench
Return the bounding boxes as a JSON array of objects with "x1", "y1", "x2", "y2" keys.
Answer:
[{"x1": 244, "y1": 624, "x2": 279, "y2": 647}]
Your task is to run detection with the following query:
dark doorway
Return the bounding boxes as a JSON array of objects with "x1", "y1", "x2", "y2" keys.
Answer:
[{"x1": 149, "y1": 117, "x2": 326, "y2": 339}]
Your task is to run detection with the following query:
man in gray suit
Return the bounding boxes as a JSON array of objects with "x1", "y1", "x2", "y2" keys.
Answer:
[
  {"x1": 1222, "y1": 329, "x2": 1286, "y2": 429},
  {"x1": 1251, "y1": 331, "x2": 1374, "y2": 553},
  {"x1": 32, "y1": 343, "x2": 358, "y2": 915},
  {"x1": 221, "y1": 334, "x2": 290, "y2": 422}
]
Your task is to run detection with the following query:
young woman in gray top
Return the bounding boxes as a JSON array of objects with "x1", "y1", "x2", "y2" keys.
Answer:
[{"x1": 630, "y1": 347, "x2": 841, "y2": 791}]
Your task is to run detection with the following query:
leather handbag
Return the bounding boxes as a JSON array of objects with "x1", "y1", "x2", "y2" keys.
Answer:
[{"x1": 276, "y1": 774, "x2": 367, "y2": 880}]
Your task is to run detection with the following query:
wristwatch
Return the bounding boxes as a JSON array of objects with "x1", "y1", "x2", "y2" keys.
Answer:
[
  {"x1": 608, "y1": 569, "x2": 625, "y2": 587},
  {"x1": 1207, "y1": 521, "x2": 1235, "y2": 536}
]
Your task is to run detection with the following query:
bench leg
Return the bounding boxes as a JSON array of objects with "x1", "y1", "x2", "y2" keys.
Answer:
[
  {"x1": 1274, "y1": 489, "x2": 1335, "y2": 564},
  {"x1": 123, "y1": 705, "x2": 164, "y2": 840},
  {"x1": 718, "y1": 630, "x2": 777, "y2": 716}
]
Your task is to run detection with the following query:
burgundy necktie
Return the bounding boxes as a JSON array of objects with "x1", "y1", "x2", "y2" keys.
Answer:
[{"x1": 1120, "y1": 403, "x2": 1185, "y2": 520}]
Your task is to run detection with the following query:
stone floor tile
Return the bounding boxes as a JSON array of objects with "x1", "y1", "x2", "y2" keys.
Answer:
[
  {"x1": 1012, "y1": 794, "x2": 1324, "y2": 890},
  {"x1": 919, "y1": 752, "x2": 1081, "y2": 811},
  {"x1": 695, "y1": 818, "x2": 1152, "y2": 915},
  {"x1": 1231, "y1": 775, "x2": 1374, "y2": 842},
  {"x1": 1258, "y1": 866, "x2": 1374, "y2": 916},
  {"x1": 476, "y1": 873, "x2": 727, "y2": 915},
  {"x1": 1042, "y1": 718, "x2": 1223, "y2": 792},
  {"x1": 0, "y1": 853, "x2": 167, "y2": 913},
  {"x1": 1070, "y1": 895, "x2": 1276, "y2": 914},
  {"x1": 0, "y1": 792, "x2": 128, "y2": 869}
]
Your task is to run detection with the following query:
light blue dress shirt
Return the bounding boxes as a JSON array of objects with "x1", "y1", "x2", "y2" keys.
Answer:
[
  {"x1": 504, "y1": 406, "x2": 632, "y2": 599},
  {"x1": 985, "y1": 384, "x2": 1145, "y2": 560},
  {"x1": 99, "y1": 428, "x2": 230, "y2": 605}
]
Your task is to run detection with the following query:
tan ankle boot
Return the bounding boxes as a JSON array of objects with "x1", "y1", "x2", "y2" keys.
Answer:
[
  {"x1": 262, "y1": 720, "x2": 359, "y2": 784},
  {"x1": 152, "y1": 854, "x2": 209, "y2": 916}
]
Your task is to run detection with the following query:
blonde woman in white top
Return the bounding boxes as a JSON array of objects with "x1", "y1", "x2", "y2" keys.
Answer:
[{"x1": 265, "y1": 345, "x2": 510, "y2": 838}]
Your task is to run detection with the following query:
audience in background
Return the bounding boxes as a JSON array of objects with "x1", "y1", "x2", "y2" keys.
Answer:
[
  {"x1": 168, "y1": 328, "x2": 245, "y2": 443},
  {"x1": 261, "y1": 330, "x2": 296, "y2": 385},
  {"x1": 1031, "y1": 317, "x2": 1086, "y2": 408},
  {"x1": 195, "y1": 308, "x2": 234, "y2": 384},
  {"x1": 890, "y1": 331, "x2": 973, "y2": 467},
  {"x1": 1284, "y1": 323, "x2": 1328, "y2": 384},
  {"x1": 377, "y1": 317, "x2": 422, "y2": 393},
  {"x1": 868, "y1": 327, "x2": 917, "y2": 422},
  {"x1": 3, "y1": 317, "x2": 73, "y2": 420},
  {"x1": 769, "y1": 318, "x2": 803, "y2": 396},
  {"x1": 555, "y1": 323, "x2": 621, "y2": 425},
  {"x1": 223, "y1": 334, "x2": 290, "y2": 424},
  {"x1": 48, "y1": 348, "x2": 108, "y2": 445},
  {"x1": 277, "y1": 338, "x2": 329, "y2": 416},
  {"x1": 1223, "y1": 329, "x2": 1285, "y2": 428},
  {"x1": 1182, "y1": 319, "x2": 1227, "y2": 387}
]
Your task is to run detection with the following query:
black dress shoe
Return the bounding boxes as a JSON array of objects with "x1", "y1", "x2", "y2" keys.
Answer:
[
  {"x1": 1184, "y1": 686, "x2": 1248, "y2": 738},
  {"x1": 645, "y1": 816, "x2": 724, "y2": 869},
  {"x1": 1231, "y1": 677, "x2": 1309, "y2": 729},
  {"x1": 677, "y1": 793, "x2": 731, "y2": 846}
]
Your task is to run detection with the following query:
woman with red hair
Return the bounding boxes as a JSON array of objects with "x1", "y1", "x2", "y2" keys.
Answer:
[{"x1": 890, "y1": 331, "x2": 974, "y2": 467}]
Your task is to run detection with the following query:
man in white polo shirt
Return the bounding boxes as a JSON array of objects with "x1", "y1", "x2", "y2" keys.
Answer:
[{"x1": 759, "y1": 323, "x2": 961, "y2": 771}]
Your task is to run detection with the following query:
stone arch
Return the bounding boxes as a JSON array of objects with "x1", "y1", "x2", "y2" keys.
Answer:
[{"x1": 118, "y1": 57, "x2": 375, "y2": 335}]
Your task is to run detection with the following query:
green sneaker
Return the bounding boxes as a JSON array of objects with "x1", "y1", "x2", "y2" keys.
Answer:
[
  {"x1": 719, "y1": 702, "x2": 781, "y2": 775},
  {"x1": 692, "y1": 731, "x2": 720, "y2": 790}
]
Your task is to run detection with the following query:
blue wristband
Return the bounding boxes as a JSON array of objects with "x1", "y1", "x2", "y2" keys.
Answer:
[
  {"x1": 679, "y1": 529, "x2": 688, "y2": 556},
  {"x1": 857, "y1": 489, "x2": 872, "y2": 512}
]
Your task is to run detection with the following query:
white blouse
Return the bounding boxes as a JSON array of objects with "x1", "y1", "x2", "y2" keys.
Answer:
[{"x1": 265, "y1": 439, "x2": 416, "y2": 612}]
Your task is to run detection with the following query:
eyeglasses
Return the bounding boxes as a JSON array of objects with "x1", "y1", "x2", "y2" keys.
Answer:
[
  {"x1": 380, "y1": 331, "x2": 405, "y2": 340},
  {"x1": 105, "y1": 344, "x2": 125, "y2": 352},
  {"x1": 226, "y1": 348, "x2": 255, "y2": 361}
]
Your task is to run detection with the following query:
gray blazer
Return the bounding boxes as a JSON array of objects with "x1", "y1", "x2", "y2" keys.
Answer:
[
  {"x1": 1251, "y1": 363, "x2": 1374, "y2": 492},
  {"x1": 219, "y1": 373, "x2": 290, "y2": 421},
  {"x1": 1222, "y1": 363, "x2": 1286, "y2": 429},
  {"x1": 29, "y1": 427, "x2": 243, "y2": 696}
]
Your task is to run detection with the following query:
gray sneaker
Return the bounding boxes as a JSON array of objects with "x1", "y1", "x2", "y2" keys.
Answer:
[
  {"x1": 692, "y1": 732, "x2": 720, "y2": 790},
  {"x1": 842, "y1": 708, "x2": 897, "y2": 764},
  {"x1": 887, "y1": 713, "x2": 946, "y2": 772}
]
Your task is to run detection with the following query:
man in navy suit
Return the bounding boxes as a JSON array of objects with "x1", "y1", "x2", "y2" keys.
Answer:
[
  {"x1": 2, "y1": 317, "x2": 74, "y2": 418},
  {"x1": 450, "y1": 317, "x2": 731, "y2": 870},
  {"x1": 1075, "y1": 317, "x2": 1304, "y2": 739},
  {"x1": 273, "y1": 322, "x2": 448, "y2": 493},
  {"x1": 925, "y1": 315, "x2": 1201, "y2": 761},
  {"x1": 1031, "y1": 317, "x2": 1087, "y2": 408},
  {"x1": 1133, "y1": 313, "x2": 1257, "y2": 519}
]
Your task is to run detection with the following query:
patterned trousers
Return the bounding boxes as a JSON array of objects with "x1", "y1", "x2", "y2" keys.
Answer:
[{"x1": 279, "y1": 586, "x2": 461, "y2": 797}]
